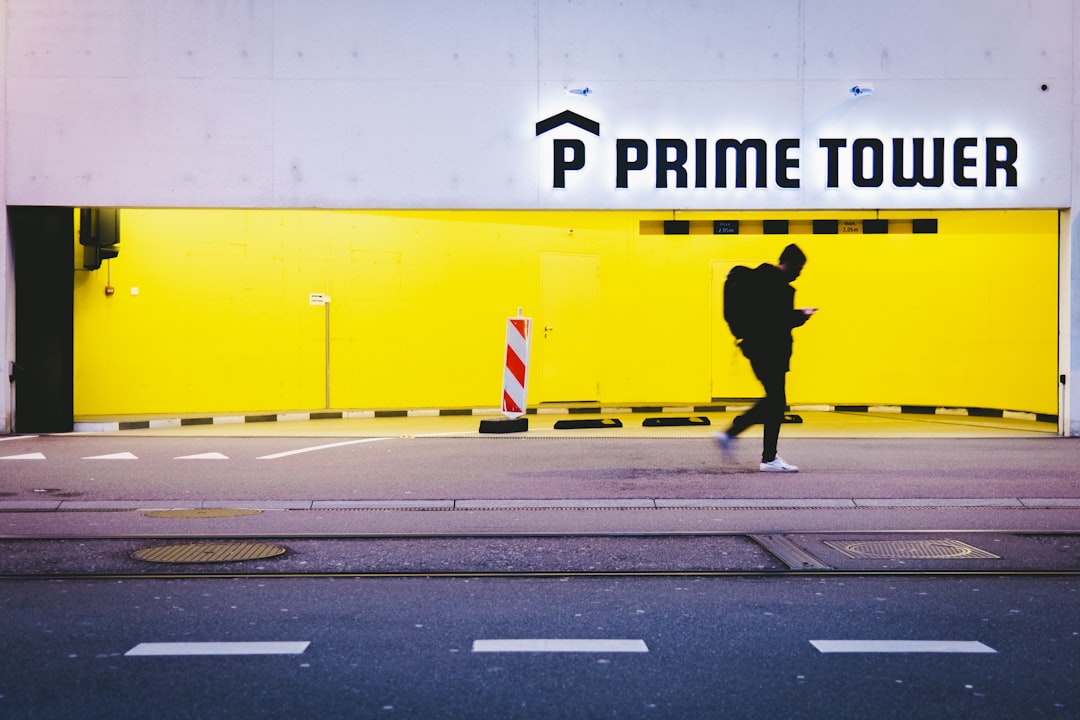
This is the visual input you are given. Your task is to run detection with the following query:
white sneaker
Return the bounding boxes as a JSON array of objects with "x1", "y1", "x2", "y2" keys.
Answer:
[
  {"x1": 760, "y1": 457, "x2": 799, "y2": 473},
  {"x1": 713, "y1": 432, "x2": 735, "y2": 461}
]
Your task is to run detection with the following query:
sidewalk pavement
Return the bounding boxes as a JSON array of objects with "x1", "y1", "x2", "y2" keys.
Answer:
[{"x1": 1, "y1": 409, "x2": 1075, "y2": 535}]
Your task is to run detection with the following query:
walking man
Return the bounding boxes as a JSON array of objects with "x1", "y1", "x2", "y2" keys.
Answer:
[{"x1": 716, "y1": 243, "x2": 816, "y2": 472}]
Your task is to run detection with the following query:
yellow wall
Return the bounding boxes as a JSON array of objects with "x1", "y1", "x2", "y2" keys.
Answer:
[{"x1": 73, "y1": 209, "x2": 1058, "y2": 417}]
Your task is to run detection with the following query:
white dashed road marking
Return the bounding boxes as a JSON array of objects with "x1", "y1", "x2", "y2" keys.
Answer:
[
  {"x1": 810, "y1": 640, "x2": 997, "y2": 654},
  {"x1": 0, "y1": 453, "x2": 46, "y2": 460},
  {"x1": 175, "y1": 452, "x2": 230, "y2": 460},
  {"x1": 472, "y1": 639, "x2": 649, "y2": 653},
  {"x1": 82, "y1": 452, "x2": 139, "y2": 460},
  {"x1": 125, "y1": 641, "x2": 310, "y2": 656}
]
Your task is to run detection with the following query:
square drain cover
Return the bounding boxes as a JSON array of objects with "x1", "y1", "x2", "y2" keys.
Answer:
[{"x1": 824, "y1": 539, "x2": 1000, "y2": 560}]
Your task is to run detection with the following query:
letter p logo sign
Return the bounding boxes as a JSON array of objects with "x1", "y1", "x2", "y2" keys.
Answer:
[{"x1": 554, "y1": 139, "x2": 585, "y2": 188}]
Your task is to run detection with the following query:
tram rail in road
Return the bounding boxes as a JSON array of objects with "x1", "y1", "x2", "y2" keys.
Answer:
[{"x1": 1, "y1": 531, "x2": 1078, "y2": 579}]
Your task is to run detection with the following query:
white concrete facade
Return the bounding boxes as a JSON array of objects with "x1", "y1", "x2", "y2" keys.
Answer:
[{"x1": 1, "y1": 0, "x2": 1078, "y2": 433}]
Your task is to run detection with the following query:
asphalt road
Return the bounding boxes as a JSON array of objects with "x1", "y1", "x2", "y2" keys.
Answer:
[
  {"x1": 1, "y1": 425, "x2": 1077, "y2": 718},
  {"x1": 1, "y1": 574, "x2": 1076, "y2": 719}
]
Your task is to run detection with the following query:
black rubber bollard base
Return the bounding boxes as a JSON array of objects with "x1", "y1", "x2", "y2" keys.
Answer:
[{"x1": 479, "y1": 417, "x2": 529, "y2": 434}]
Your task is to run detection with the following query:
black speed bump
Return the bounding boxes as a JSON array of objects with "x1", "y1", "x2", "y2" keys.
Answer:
[
  {"x1": 642, "y1": 416, "x2": 711, "y2": 427},
  {"x1": 553, "y1": 418, "x2": 623, "y2": 430}
]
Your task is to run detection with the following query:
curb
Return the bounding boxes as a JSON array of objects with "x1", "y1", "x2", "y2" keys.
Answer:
[
  {"x1": 3, "y1": 498, "x2": 1079, "y2": 513},
  {"x1": 73, "y1": 404, "x2": 1058, "y2": 433}
]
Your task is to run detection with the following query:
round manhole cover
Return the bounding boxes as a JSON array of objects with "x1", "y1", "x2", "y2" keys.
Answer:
[
  {"x1": 133, "y1": 542, "x2": 287, "y2": 564},
  {"x1": 142, "y1": 508, "x2": 262, "y2": 519}
]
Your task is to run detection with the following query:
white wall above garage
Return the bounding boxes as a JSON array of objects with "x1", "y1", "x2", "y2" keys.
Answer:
[{"x1": 3, "y1": 0, "x2": 1075, "y2": 210}]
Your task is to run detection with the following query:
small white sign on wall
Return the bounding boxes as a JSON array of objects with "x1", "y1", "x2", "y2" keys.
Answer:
[{"x1": 309, "y1": 293, "x2": 330, "y2": 306}]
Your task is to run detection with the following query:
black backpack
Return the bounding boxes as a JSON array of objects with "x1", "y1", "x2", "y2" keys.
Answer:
[{"x1": 723, "y1": 265, "x2": 760, "y2": 340}]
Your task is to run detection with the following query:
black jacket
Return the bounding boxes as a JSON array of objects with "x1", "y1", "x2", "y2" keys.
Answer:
[{"x1": 741, "y1": 263, "x2": 808, "y2": 371}]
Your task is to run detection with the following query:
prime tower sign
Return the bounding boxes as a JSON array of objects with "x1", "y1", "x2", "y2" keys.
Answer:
[{"x1": 536, "y1": 110, "x2": 1020, "y2": 198}]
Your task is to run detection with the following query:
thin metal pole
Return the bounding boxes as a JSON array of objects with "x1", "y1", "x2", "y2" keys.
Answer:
[{"x1": 325, "y1": 302, "x2": 331, "y2": 410}]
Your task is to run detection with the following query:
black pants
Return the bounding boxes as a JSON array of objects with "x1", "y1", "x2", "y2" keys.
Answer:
[{"x1": 725, "y1": 355, "x2": 786, "y2": 462}]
